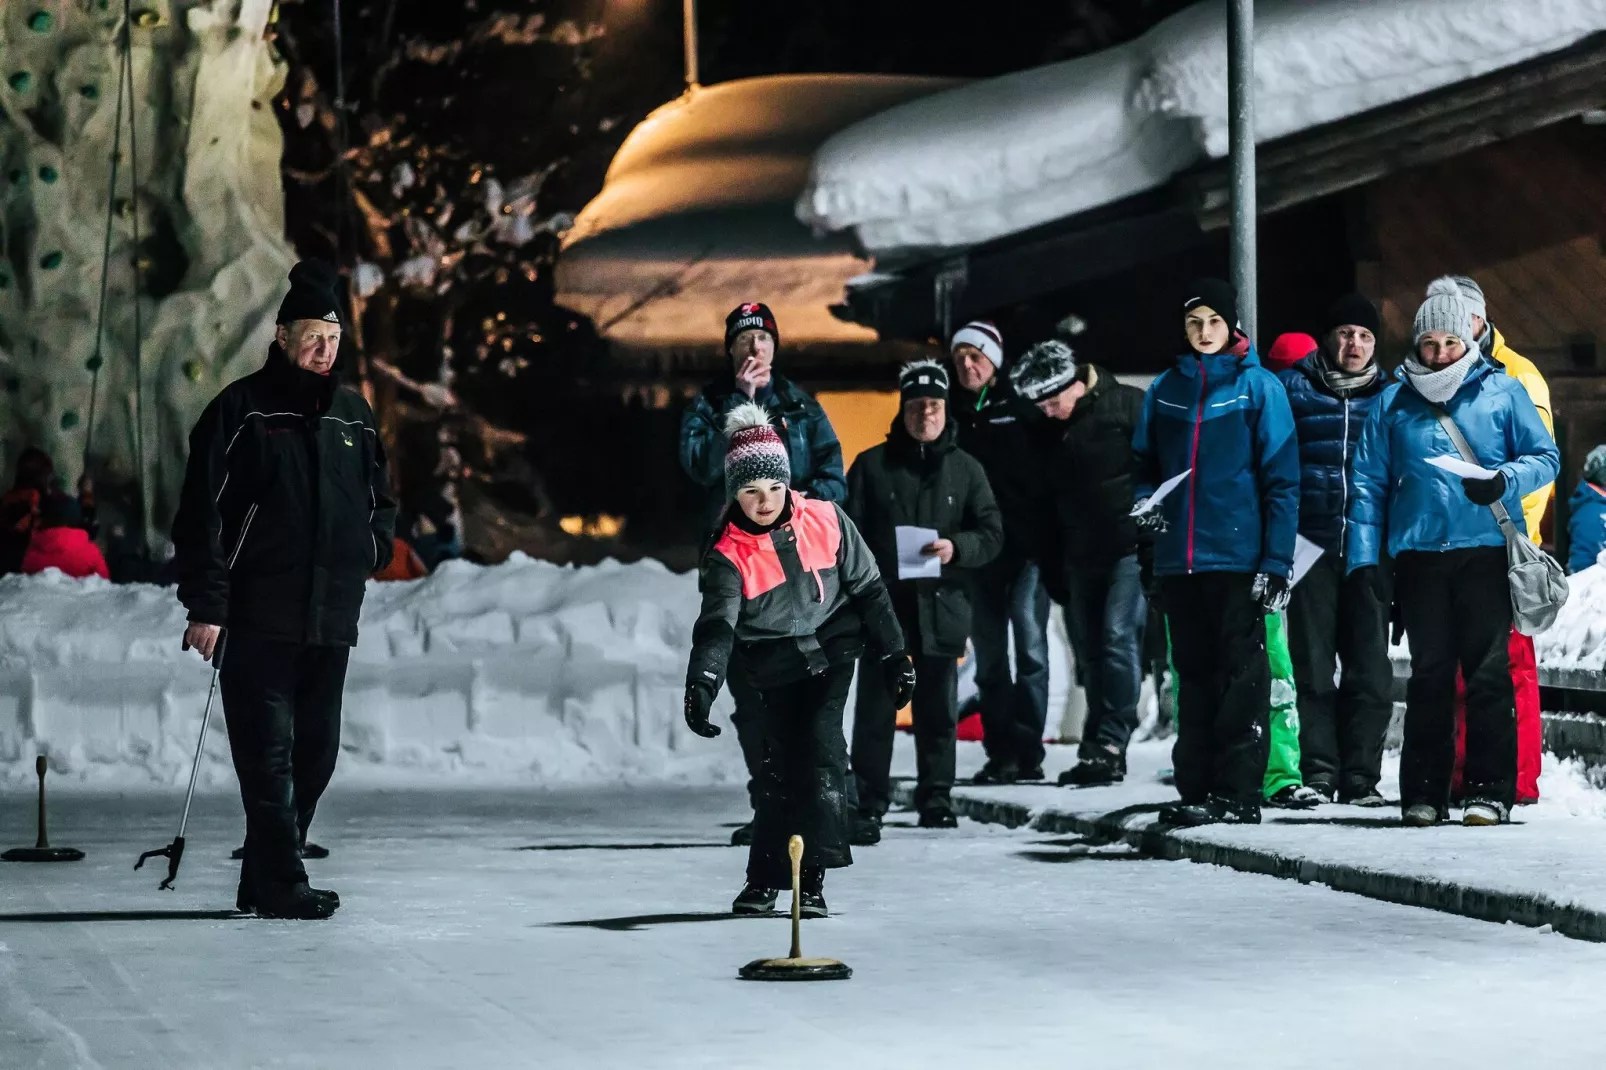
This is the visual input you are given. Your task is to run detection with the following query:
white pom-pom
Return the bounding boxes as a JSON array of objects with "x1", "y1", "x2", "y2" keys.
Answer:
[
  {"x1": 723, "y1": 402, "x2": 774, "y2": 438},
  {"x1": 1426, "y1": 276, "x2": 1462, "y2": 299}
]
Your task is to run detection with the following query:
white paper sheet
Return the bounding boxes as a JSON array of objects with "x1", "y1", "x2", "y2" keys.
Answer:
[
  {"x1": 1427, "y1": 454, "x2": 1499, "y2": 480},
  {"x1": 1131, "y1": 468, "x2": 1192, "y2": 516},
  {"x1": 1291, "y1": 534, "x2": 1325, "y2": 588},
  {"x1": 896, "y1": 525, "x2": 942, "y2": 580}
]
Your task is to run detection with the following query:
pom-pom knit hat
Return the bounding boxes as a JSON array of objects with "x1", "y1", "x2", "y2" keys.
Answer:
[
  {"x1": 950, "y1": 321, "x2": 1004, "y2": 369},
  {"x1": 899, "y1": 359, "x2": 950, "y2": 403},
  {"x1": 1414, "y1": 277, "x2": 1477, "y2": 346},
  {"x1": 1009, "y1": 339, "x2": 1079, "y2": 402},
  {"x1": 723, "y1": 402, "x2": 790, "y2": 499}
]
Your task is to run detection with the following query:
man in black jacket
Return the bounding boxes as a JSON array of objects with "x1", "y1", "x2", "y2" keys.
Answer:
[
  {"x1": 172, "y1": 260, "x2": 397, "y2": 920},
  {"x1": 847, "y1": 360, "x2": 1003, "y2": 835},
  {"x1": 1011, "y1": 341, "x2": 1148, "y2": 787},
  {"x1": 949, "y1": 321, "x2": 1053, "y2": 784}
]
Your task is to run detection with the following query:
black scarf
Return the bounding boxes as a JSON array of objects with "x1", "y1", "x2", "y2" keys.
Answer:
[{"x1": 265, "y1": 342, "x2": 338, "y2": 416}]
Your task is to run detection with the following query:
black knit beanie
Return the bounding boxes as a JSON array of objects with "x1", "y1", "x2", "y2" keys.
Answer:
[
  {"x1": 1322, "y1": 293, "x2": 1382, "y2": 338},
  {"x1": 1182, "y1": 278, "x2": 1239, "y2": 332},
  {"x1": 276, "y1": 259, "x2": 344, "y2": 327},
  {"x1": 725, "y1": 302, "x2": 779, "y2": 353}
]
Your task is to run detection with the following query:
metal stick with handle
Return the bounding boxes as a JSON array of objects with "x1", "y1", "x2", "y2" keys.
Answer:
[{"x1": 137, "y1": 635, "x2": 224, "y2": 889}]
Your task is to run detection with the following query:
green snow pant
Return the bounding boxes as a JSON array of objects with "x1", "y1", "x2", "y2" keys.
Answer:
[{"x1": 1165, "y1": 612, "x2": 1302, "y2": 799}]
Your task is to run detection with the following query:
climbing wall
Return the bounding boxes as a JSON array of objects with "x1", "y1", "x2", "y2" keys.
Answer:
[{"x1": 0, "y1": 0, "x2": 294, "y2": 535}]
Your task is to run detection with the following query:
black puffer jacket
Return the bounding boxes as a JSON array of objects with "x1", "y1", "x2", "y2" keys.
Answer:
[
  {"x1": 846, "y1": 419, "x2": 1003, "y2": 657},
  {"x1": 172, "y1": 346, "x2": 398, "y2": 646},
  {"x1": 951, "y1": 376, "x2": 1044, "y2": 559},
  {"x1": 1031, "y1": 365, "x2": 1145, "y2": 575}
]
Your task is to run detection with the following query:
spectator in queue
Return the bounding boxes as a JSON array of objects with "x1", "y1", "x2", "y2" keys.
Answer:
[
  {"x1": 1567, "y1": 445, "x2": 1606, "y2": 574},
  {"x1": 21, "y1": 492, "x2": 109, "y2": 580}
]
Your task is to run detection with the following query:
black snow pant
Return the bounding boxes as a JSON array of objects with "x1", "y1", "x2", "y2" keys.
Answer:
[
  {"x1": 852, "y1": 641, "x2": 959, "y2": 817},
  {"x1": 1395, "y1": 548, "x2": 1517, "y2": 815},
  {"x1": 1162, "y1": 572, "x2": 1270, "y2": 806},
  {"x1": 726, "y1": 645, "x2": 768, "y2": 813},
  {"x1": 747, "y1": 662, "x2": 854, "y2": 889},
  {"x1": 220, "y1": 630, "x2": 349, "y2": 890},
  {"x1": 1287, "y1": 553, "x2": 1394, "y2": 796}
]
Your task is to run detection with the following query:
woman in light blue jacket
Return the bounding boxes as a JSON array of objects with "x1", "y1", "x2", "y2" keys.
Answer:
[{"x1": 1346, "y1": 278, "x2": 1558, "y2": 829}]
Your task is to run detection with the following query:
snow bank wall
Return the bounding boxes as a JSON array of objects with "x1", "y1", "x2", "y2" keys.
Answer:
[{"x1": 0, "y1": 557, "x2": 746, "y2": 789}]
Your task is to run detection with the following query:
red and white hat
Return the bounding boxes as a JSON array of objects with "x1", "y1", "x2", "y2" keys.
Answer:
[
  {"x1": 723, "y1": 403, "x2": 791, "y2": 499},
  {"x1": 950, "y1": 320, "x2": 1004, "y2": 369}
]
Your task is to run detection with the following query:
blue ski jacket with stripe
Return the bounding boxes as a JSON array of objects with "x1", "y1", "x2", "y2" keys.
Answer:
[{"x1": 1132, "y1": 344, "x2": 1300, "y2": 579}]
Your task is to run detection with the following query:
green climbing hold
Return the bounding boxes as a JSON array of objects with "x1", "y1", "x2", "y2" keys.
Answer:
[
  {"x1": 59, "y1": 410, "x2": 79, "y2": 431},
  {"x1": 6, "y1": 170, "x2": 23, "y2": 186},
  {"x1": 85, "y1": 354, "x2": 104, "y2": 373},
  {"x1": 80, "y1": 85, "x2": 100, "y2": 100},
  {"x1": 38, "y1": 166, "x2": 58, "y2": 184},
  {"x1": 133, "y1": 9, "x2": 161, "y2": 29},
  {"x1": 7, "y1": 72, "x2": 32, "y2": 94},
  {"x1": 27, "y1": 11, "x2": 54, "y2": 33},
  {"x1": 183, "y1": 360, "x2": 205, "y2": 383},
  {"x1": 39, "y1": 251, "x2": 63, "y2": 270}
]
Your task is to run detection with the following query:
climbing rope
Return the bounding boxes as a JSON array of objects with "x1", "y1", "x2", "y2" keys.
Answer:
[
  {"x1": 121, "y1": 0, "x2": 148, "y2": 547},
  {"x1": 83, "y1": 12, "x2": 132, "y2": 473}
]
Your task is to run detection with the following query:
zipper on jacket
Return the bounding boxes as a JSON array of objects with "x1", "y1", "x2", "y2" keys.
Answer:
[
  {"x1": 1186, "y1": 364, "x2": 1207, "y2": 572},
  {"x1": 228, "y1": 503, "x2": 260, "y2": 569},
  {"x1": 1340, "y1": 399, "x2": 1351, "y2": 548}
]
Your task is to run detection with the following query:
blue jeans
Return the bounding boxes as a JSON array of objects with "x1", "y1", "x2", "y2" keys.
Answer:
[
  {"x1": 969, "y1": 555, "x2": 1052, "y2": 768},
  {"x1": 1063, "y1": 553, "x2": 1147, "y2": 759}
]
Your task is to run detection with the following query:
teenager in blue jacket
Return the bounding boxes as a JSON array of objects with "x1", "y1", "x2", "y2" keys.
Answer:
[
  {"x1": 1133, "y1": 279, "x2": 1300, "y2": 826},
  {"x1": 1347, "y1": 279, "x2": 1559, "y2": 827},
  {"x1": 1566, "y1": 445, "x2": 1606, "y2": 574}
]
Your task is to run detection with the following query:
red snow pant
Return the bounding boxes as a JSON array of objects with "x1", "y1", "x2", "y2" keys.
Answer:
[{"x1": 1452, "y1": 628, "x2": 1540, "y2": 803}]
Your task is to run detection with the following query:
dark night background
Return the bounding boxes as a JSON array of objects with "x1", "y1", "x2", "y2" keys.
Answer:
[{"x1": 266, "y1": 0, "x2": 1201, "y2": 564}]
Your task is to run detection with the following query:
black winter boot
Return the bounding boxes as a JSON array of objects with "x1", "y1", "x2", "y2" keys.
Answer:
[
  {"x1": 849, "y1": 811, "x2": 882, "y2": 846},
  {"x1": 798, "y1": 867, "x2": 828, "y2": 918},
  {"x1": 918, "y1": 805, "x2": 958, "y2": 829},
  {"x1": 1161, "y1": 795, "x2": 1261, "y2": 827},
  {"x1": 237, "y1": 858, "x2": 339, "y2": 914},
  {"x1": 729, "y1": 821, "x2": 754, "y2": 847},
  {"x1": 252, "y1": 880, "x2": 340, "y2": 920},
  {"x1": 971, "y1": 759, "x2": 1020, "y2": 785},
  {"x1": 1059, "y1": 751, "x2": 1126, "y2": 788},
  {"x1": 731, "y1": 883, "x2": 778, "y2": 914}
]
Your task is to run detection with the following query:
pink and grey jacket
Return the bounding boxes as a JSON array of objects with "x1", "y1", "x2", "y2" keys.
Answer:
[{"x1": 686, "y1": 491, "x2": 904, "y2": 692}]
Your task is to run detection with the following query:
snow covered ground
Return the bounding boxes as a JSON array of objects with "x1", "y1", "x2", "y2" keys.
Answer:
[
  {"x1": 6, "y1": 784, "x2": 1606, "y2": 1069},
  {"x1": 800, "y1": 0, "x2": 1606, "y2": 252}
]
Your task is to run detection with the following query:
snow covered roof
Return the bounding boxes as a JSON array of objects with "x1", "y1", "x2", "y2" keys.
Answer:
[
  {"x1": 557, "y1": 75, "x2": 957, "y2": 348},
  {"x1": 798, "y1": 0, "x2": 1606, "y2": 255}
]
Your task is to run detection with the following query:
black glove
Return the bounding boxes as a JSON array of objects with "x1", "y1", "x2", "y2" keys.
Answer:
[
  {"x1": 1461, "y1": 470, "x2": 1507, "y2": 506},
  {"x1": 883, "y1": 654, "x2": 917, "y2": 708},
  {"x1": 1133, "y1": 498, "x2": 1168, "y2": 534},
  {"x1": 682, "y1": 681, "x2": 720, "y2": 739},
  {"x1": 1250, "y1": 572, "x2": 1290, "y2": 614}
]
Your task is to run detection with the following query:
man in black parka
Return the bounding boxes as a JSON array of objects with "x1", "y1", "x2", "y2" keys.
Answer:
[
  {"x1": 1012, "y1": 340, "x2": 1149, "y2": 788},
  {"x1": 172, "y1": 260, "x2": 397, "y2": 920},
  {"x1": 847, "y1": 360, "x2": 1003, "y2": 834}
]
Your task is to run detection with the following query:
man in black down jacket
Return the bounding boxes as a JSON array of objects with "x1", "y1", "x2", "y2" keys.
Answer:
[
  {"x1": 172, "y1": 260, "x2": 397, "y2": 920},
  {"x1": 1012, "y1": 341, "x2": 1148, "y2": 787},
  {"x1": 847, "y1": 360, "x2": 1003, "y2": 834},
  {"x1": 948, "y1": 321, "x2": 1054, "y2": 785}
]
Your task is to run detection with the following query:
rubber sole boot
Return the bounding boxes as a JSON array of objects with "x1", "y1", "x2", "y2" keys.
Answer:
[
  {"x1": 1059, "y1": 755, "x2": 1125, "y2": 788},
  {"x1": 731, "y1": 884, "x2": 778, "y2": 914},
  {"x1": 798, "y1": 891, "x2": 828, "y2": 919},
  {"x1": 253, "y1": 881, "x2": 340, "y2": 920},
  {"x1": 1402, "y1": 804, "x2": 1441, "y2": 827},
  {"x1": 848, "y1": 812, "x2": 882, "y2": 846},
  {"x1": 1265, "y1": 785, "x2": 1322, "y2": 810},
  {"x1": 1462, "y1": 799, "x2": 1510, "y2": 826},
  {"x1": 917, "y1": 807, "x2": 958, "y2": 829},
  {"x1": 971, "y1": 760, "x2": 1019, "y2": 785}
]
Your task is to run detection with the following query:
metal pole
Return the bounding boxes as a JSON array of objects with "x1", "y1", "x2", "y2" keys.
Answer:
[
  {"x1": 1227, "y1": 0, "x2": 1257, "y2": 339},
  {"x1": 683, "y1": 0, "x2": 699, "y2": 90}
]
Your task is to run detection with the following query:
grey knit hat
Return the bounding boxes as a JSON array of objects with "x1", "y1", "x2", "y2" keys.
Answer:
[
  {"x1": 1414, "y1": 277, "x2": 1477, "y2": 347},
  {"x1": 1584, "y1": 444, "x2": 1606, "y2": 486},
  {"x1": 1449, "y1": 275, "x2": 1487, "y2": 321},
  {"x1": 1010, "y1": 340, "x2": 1079, "y2": 402}
]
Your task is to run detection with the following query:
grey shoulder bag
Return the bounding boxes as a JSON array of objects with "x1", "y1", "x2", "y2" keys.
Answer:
[{"x1": 1431, "y1": 405, "x2": 1568, "y2": 635}]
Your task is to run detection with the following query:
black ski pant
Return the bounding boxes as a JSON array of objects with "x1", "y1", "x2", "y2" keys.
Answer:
[
  {"x1": 726, "y1": 645, "x2": 768, "y2": 813},
  {"x1": 1287, "y1": 553, "x2": 1393, "y2": 795},
  {"x1": 969, "y1": 552, "x2": 1051, "y2": 769},
  {"x1": 747, "y1": 662, "x2": 854, "y2": 888},
  {"x1": 1395, "y1": 548, "x2": 1517, "y2": 814},
  {"x1": 1064, "y1": 554, "x2": 1148, "y2": 761},
  {"x1": 220, "y1": 631, "x2": 349, "y2": 890},
  {"x1": 852, "y1": 640, "x2": 959, "y2": 817},
  {"x1": 1162, "y1": 572, "x2": 1270, "y2": 806}
]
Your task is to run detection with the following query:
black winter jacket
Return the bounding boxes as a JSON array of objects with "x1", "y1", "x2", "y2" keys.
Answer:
[
  {"x1": 172, "y1": 346, "x2": 398, "y2": 646},
  {"x1": 846, "y1": 419, "x2": 1003, "y2": 657},
  {"x1": 1031, "y1": 366, "x2": 1145, "y2": 575},
  {"x1": 951, "y1": 376, "x2": 1044, "y2": 559}
]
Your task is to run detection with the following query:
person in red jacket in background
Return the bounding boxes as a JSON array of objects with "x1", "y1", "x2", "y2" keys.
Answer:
[
  {"x1": 373, "y1": 535, "x2": 428, "y2": 581},
  {"x1": 1264, "y1": 332, "x2": 1319, "y2": 374},
  {"x1": 22, "y1": 493, "x2": 109, "y2": 580}
]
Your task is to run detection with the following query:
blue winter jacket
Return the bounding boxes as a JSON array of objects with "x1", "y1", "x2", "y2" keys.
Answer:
[
  {"x1": 1277, "y1": 358, "x2": 1387, "y2": 556},
  {"x1": 1566, "y1": 480, "x2": 1606, "y2": 573},
  {"x1": 1346, "y1": 359, "x2": 1559, "y2": 572},
  {"x1": 1133, "y1": 345, "x2": 1300, "y2": 578}
]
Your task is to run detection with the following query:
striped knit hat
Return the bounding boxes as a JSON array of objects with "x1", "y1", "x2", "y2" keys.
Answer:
[
  {"x1": 950, "y1": 321, "x2": 1004, "y2": 368},
  {"x1": 723, "y1": 402, "x2": 790, "y2": 498}
]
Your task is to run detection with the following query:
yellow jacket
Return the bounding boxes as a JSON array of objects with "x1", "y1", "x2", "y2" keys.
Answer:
[{"x1": 1488, "y1": 328, "x2": 1553, "y2": 540}]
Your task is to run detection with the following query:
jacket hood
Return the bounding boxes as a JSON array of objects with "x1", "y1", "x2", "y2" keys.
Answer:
[{"x1": 1570, "y1": 479, "x2": 1606, "y2": 513}]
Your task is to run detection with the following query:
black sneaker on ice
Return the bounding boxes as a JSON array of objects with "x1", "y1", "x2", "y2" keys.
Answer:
[
  {"x1": 797, "y1": 891, "x2": 828, "y2": 919},
  {"x1": 1164, "y1": 795, "x2": 1261, "y2": 827},
  {"x1": 1059, "y1": 753, "x2": 1125, "y2": 788},
  {"x1": 1265, "y1": 784, "x2": 1322, "y2": 810},
  {"x1": 729, "y1": 822, "x2": 754, "y2": 847},
  {"x1": 971, "y1": 759, "x2": 1020, "y2": 785},
  {"x1": 1339, "y1": 785, "x2": 1388, "y2": 808},
  {"x1": 731, "y1": 884, "x2": 778, "y2": 914},
  {"x1": 1016, "y1": 764, "x2": 1045, "y2": 782},
  {"x1": 917, "y1": 806, "x2": 959, "y2": 829},
  {"x1": 849, "y1": 811, "x2": 882, "y2": 846},
  {"x1": 1304, "y1": 778, "x2": 1337, "y2": 804},
  {"x1": 252, "y1": 881, "x2": 340, "y2": 921}
]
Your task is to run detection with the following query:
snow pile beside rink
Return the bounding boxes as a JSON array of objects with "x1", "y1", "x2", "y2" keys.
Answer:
[
  {"x1": 801, "y1": 0, "x2": 1606, "y2": 251},
  {"x1": 1534, "y1": 562, "x2": 1606, "y2": 669},
  {"x1": 0, "y1": 557, "x2": 746, "y2": 789}
]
